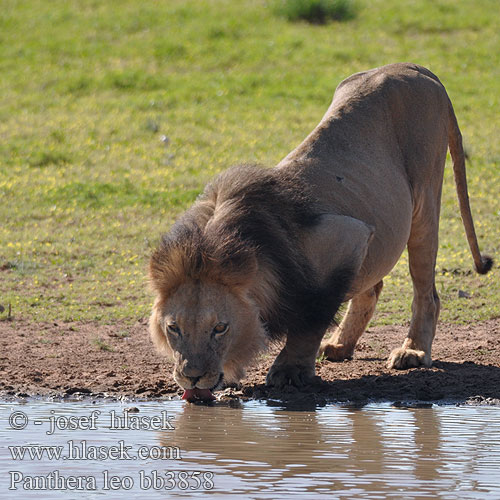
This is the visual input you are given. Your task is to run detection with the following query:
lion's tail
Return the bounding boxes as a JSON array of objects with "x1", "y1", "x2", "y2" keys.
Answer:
[{"x1": 448, "y1": 101, "x2": 493, "y2": 274}]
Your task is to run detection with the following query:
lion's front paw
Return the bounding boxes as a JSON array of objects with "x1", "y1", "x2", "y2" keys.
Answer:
[
  {"x1": 386, "y1": 347, "x2": 431, "y2": 369},
  {"x1": 266, "y1": 363, "x2": 315, "y2": 389},
  {"x1": 319, "y1": 342, "x2": 353, "y2": 362}
]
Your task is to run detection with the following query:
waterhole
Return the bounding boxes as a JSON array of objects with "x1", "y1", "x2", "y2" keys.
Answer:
[{"x1": 1, "y1": 399, "x2": 499, "y2": 498}]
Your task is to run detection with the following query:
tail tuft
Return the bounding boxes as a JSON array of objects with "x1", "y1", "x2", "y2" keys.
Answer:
[{"x1": 475, "y1": 255, "x2": 493, "y2": 275}]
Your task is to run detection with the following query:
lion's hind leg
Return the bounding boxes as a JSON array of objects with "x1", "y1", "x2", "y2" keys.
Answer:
[
  {"x1": 387, "y1": 202, "x2": 441, "y2": 369},
  {"x1": 319, "y1": 281, "x2": 383, "y2": 361}
]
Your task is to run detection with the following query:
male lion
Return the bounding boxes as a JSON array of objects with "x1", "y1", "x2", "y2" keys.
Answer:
[{"x1": 149, "y1": 63, "x2": 492, "y2": 401}]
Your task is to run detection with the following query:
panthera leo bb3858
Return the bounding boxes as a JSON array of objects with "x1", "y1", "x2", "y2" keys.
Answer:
[{"x1": 149, "y1": 63, "x2": 492, "y2": 401}]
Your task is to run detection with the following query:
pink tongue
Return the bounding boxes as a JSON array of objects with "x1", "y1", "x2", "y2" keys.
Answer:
[{"x1": 182, "y1": 388, "x2": 215, "y2": 402}]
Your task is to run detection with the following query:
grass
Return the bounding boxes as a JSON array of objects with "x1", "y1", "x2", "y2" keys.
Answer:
[
  {"x1": 0, "y1": 0, "x2": 499, "y2": 326},
  {"x1": 92, "y1": 337, "x2": 114, "y2": 352}
]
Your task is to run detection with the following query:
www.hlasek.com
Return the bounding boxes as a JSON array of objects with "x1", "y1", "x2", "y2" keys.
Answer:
[
  {"x1": 6, "y1": 409, "x2": 215, "y2": 491},
  {"x1": 9, "y1": 439, "x2": 181, "y2": 461}
]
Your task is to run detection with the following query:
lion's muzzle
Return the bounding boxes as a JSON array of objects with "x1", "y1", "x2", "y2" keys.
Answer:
[
  {"x1": 175, "y1": 369, "x2": 223, "y2": 402},
  {"x1": 174, "y1": 365, "x2": 223, "y2": 389}
]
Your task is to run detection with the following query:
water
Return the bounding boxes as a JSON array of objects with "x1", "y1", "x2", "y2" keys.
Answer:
[{"x1": 1, "y1": 399, "x2": 500, "y2": 499}]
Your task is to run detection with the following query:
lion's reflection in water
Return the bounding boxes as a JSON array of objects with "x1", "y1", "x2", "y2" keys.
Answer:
[{"x1": 154, "y1": 402, "x2": 492, "y2": 497}]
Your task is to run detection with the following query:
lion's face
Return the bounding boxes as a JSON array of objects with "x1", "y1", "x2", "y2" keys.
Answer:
[{"x1": 150, "y1": 280, "x2": 266, "y2": 391}]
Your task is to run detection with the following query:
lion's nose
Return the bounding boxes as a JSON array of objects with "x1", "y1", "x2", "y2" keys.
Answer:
[
  {"x1": 185, "y1": 375, "x2": 202, "y2": 386},
  {"x1": 180, "y1": 358, "x2": 206, "y2": 376},
  {"x1": 180, "y1": 361, "x2": 207, "y2": 386}
]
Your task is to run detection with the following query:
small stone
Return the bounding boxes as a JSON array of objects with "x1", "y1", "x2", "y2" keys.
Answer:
[{"x1": 124, "y1": 406, "x2": 140, "y2": 413}]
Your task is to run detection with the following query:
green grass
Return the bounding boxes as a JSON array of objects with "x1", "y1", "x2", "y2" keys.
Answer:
[
  {"x1": 91, "y1": 337, "x2": 114, "y2": 352},
  {"x1": 1, "y1": 0, "x2": 499, "y2": 326}
]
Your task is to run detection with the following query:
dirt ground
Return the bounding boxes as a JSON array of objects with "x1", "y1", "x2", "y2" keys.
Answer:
[{"x1": 1, "y1": 317, "x2": 500, "y2": 406}]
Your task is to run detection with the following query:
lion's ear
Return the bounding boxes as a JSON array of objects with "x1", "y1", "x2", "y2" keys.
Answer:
[{"x1": 301, "y1": 214, "x2": 374, "y2": 278}]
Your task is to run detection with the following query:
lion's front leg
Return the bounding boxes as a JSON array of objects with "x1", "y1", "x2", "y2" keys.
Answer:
[{"x1": 266, "y1": 333, "x2": 323, "y2": 388}]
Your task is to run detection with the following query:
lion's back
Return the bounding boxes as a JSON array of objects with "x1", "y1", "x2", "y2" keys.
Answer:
[{"x1": 333, "y1": 63, "x2": 444, "y2": 104}]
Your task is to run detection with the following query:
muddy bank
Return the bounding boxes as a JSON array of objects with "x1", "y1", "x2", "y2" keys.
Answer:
[{"x1": 1, "y1": 318, "x2": 500, "y2": 405}]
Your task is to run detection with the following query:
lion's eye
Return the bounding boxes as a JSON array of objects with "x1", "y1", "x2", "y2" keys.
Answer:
[
  {"x1": 212, "y1": 322, "x2": 229, "y2": 337},
  {"x1": 166, "y1": 321, "x2": 181, "y2": 336}
]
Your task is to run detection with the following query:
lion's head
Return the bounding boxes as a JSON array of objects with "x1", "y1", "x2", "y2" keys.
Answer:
[
  {"x1": 149, "y1": 280, "x2": 266, "y2": 395},
  {"x1": 148, "y1": 206, "x2": 269, "y2": 400}
]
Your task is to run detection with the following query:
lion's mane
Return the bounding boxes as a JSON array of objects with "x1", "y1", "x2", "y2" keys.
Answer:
[{"x1": 150, "y1": 165, "x2": 355, "y2": 343}]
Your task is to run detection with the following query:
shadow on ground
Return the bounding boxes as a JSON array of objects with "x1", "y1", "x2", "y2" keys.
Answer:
[{"x1": 247, "y1": 360, "x2": 500, "y2": 410}]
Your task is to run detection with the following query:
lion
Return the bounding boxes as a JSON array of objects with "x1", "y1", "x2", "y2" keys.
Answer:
[{"x1": 149, "y1": 63, "x2": 492, "y2": 401}]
